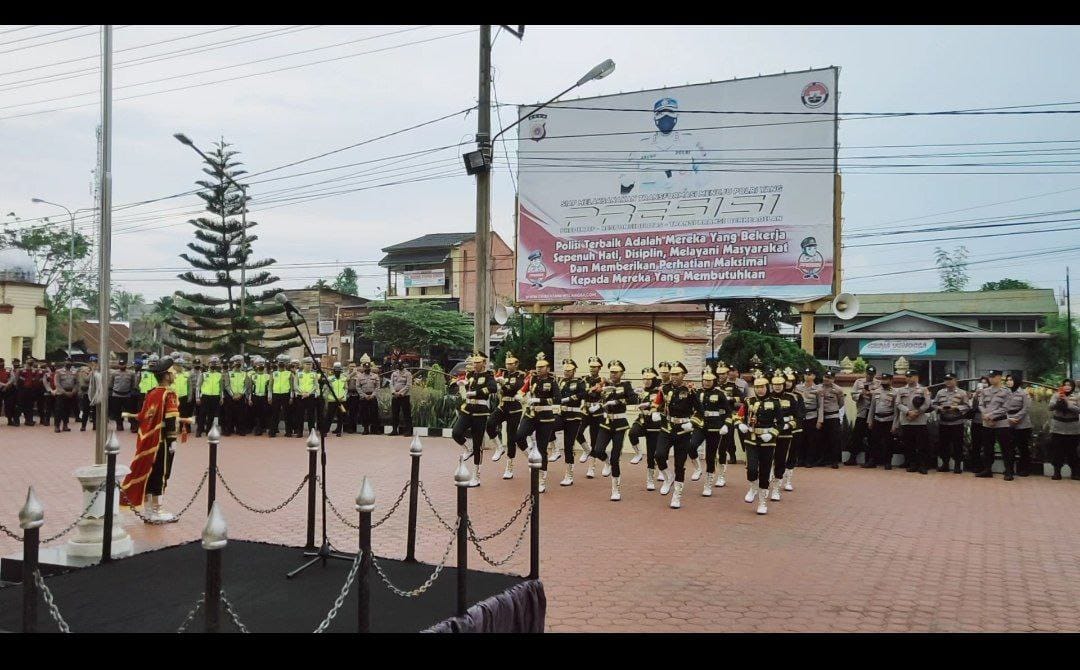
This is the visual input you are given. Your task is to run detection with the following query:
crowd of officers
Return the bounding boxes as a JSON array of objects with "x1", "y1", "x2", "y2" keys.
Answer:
[
  {"x1": 0, "y1": 352, "x2": 417, "y2": 440},
  {"x1": 452, "y1": 352, "x2": 1080, "y2": 515}
]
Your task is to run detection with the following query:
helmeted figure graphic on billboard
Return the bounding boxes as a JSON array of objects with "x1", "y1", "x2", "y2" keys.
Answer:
[
  {"x1": 525, "y1": 250, "x2": 549, "y2": 288},
  {"x1": 618, "y1": 97, "x2": 708, "y2": 195},
  {"x1": 796, "y1": 236, "x2": 824, "y2": 280}
]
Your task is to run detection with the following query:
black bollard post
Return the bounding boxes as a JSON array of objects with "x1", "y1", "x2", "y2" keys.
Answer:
[
  {"x1": 20, "y1": 487, "x2": 44, "y2": 634},
  {"x1": 305, "y1": 429, "x2": 318, "y2": 550},
  {"x1": 102, "y1": 431, "x2": 120, "y2": 564},
  {"x1": 203, "y1": 502, "x2": 227, "y2": 634},
  {"x1": 528, "y1": 446, "x2": 541, "y2": 579},
  {"x1": 405, "y1": 436, "x2": 422, "y2": 562},
  {"x1": 355, "y1": 477, "x2": 374, "y2": 634},
  {"x1": 207, "y1": 419, "x2": 221, "y2": 517},
  {"x1": 454, "y1": 459, "x2": 470, "y2": 617}
]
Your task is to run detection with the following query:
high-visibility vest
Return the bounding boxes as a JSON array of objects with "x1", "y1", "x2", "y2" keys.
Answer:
[
  {"x1": 297, "y1": 371, "x2": 317, "y2": 394},
  {"x1": 325, "y1": 375, "x2": 347, "y2": 402},
  {"x1": 229, "y1": 371, "x2": 248, "y2": 395},
  {"x1": 272, "y1": 370, "x2": 292, "y2": 394},
  {"x1": 200, "y1": 371, "x2": 222, "y2": 396},
  {"x1": 138, "y1": 370, "x2": 155, "y2": 393},
  {"x1": 171, "y1": 371, "x2": 190, "y2": 397},
  {"x1": 251, "y1": 372, "x2": 271, "y2": 396}
]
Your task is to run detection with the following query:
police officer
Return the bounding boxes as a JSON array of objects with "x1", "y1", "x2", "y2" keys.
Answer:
[
  {"x1": 629, "y1": 367, "x2": 664, "y2": 491},
  {"x1": 223, "y1": 355, "x2": 249, "y2": 437},
  {"x1": 845, "y1": 366, "x2": 879, "y2": 465},
  {"x1": 196, "y1": 356, "x2": 224, "y2": 437},
  {"x1": 743, "y1": 372, "x2": 779, "y2": 515},
  {"x1": 355, "y1": 358, "x2": 381, "y2": 435},
  {"x1": 977, "y1": 370, "x2": 1014, "y2": 480},
  {"x1": 1003, "y1": 373, "x2": 1033, "y2": 477},
  {"x1": 170, "y1": 356, "x2": 194, "y2": 424},
  {"x1": 796, "y1": 369, "x2": 821, "y2": 467},
  {"x1": 818, "y1": 371, "x2": 846, "y2": 468},
  {"x1": 892, "y1": 369, "x2": 932, "y2": 474},
  {"x1": 345, "y1": 362, "x2": 360, "y2": 434},
  {"x1": 52, "y1": 358, "x2": 78, "y2": 432},
  {"x1": 324, "y1": 362, "x2": 349, "y2": 437},
  {"x1": 0, "y1": 358, "x2": 15, "y2": 426},
  {"x1": 555, "y1": 358, "x2": 586, "y2": 486},
  {"x1": 968, "y1": 376, "x2": 991, "y2": 474},
  {"x1": 295, "y1": 357, "x2": 319, "y2": 438},
  {"x1": 589, "y1": 360, "x2": 638, "y2": 502},
  {"x1": 932, "y1": 372, "x2": 970, "y2": 473},
  {"x1": 453, "y1": 352, "x2": 497, "y2": 487},
  {"x1": 864, "y1": 372, "x2": 897, "y2": 469},
  {"x1": 692, "y1": 363, "x2": 732, "y2": 497},
  {"x1": 488, "y1": 352, "x2": 528, "y2": 480},
  {"x1": 134, "y1": 357, "x2": 157, "y2": 433},
  {"x1": 722, "y1": 364, "x2": 751, "y2": 465},
  {"x1": 653, "y1": 361, "x2": 697, "y2": 509},
  {"x1": 269, "y1": 354, "x2": 295, "y2": 438},
  {"x1": 286, "y1": 358, "x2": 303, "y2": 436},
  {"x1": 75, "y1": 359, "x2": 95, "y2": 431},
  {"x1": 514, "y1": 353, "x2": 560, "y2": 493},
  {"x1": 618, "y1": 96, "x2": 708, "y2": 195},
  {"x1": 248, "y1": 357, "x2": 272, "y2": 436},
  {"x1": 389, "y1": 361, "x2": 413, "y2": 436},
  {"x1": 1048, "y1": 379, "x2": 1080, "y2": 480},
  {"x1": 109, "y1": 359, "x2": 137, "y2": 433},
  {"x1": 769, "y1": 369, "x2": 800, "y2": 502}
]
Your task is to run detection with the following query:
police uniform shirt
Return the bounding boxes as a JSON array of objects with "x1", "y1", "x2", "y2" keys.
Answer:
[
  {"x1": 171, "y1": 370, "x2": 192, "y2": 401},
  {"x1": 893, "y1": 383, "x2": 932, "y2": 428},
  {"x1": 227, "y1": 368, "x2": 250, "y2": 399},
  {"x1": 356, "y1": 372, "x2": 379, "y2": 397},
  {"x1": 1049, "y1": 391, "x2": 1080, "y2": 435},
  {"x1": 583, "y1": 373, "x2": 604, "y2": 415},
  {"x1": 460, "y1": 370, "x2": 496, "y2": 416},
  {"x1": 851, "y1": 377, "x2": 880, "y2": 419},
  {"x1": 869, "y1": 386, "x2": 898, "y2": 423},
  {"x1": 498, "y1": 370, "x2": 528, "y2": 410},
  {"x1": 819, "y1": 383, "x2": 847, "y2": 421},
  {"x1": 746, "y1": 392, "x2": 782, "y2": 436},
  {"x1": 982, "y1": 385, "x2": 1014, "y2": 429},
  {"x1": 271, "y1": 368, "x2": 295, "y2": 398},
  {"x1": 389, "y1": 369, "x2": 413, "y2": 395},
  {"x1": 197, "y1": 369, "x2": 224, "y2": 400},
  {"x1": 1002, "y1": 388, "x2": 1032, "y2": 430},
  {"x1": 795, "y1": 381, "x2": 821, "y2": 420},
  {"x1": 599, "y1": 380, "x2": 638, "y2": 420},
  {"x1": 695, "y1": 385, "x2": 731, "y2": 430},
  {"x1": 932, "y1": 387, "x2": 970, "y2": 426},
  {"x1": 557, "y1": 376, "x2": 586, "y2": 415},
  {"x1": 525, "y1": 373, "x2": 560, "y2": 421},
  {"x1": 54, "y1": 368, "x2": 78, "y2": 393},
  {"x1": 658, "y1": 382, "x2": 697, "y2": 434},
  {"x1": 111, "y1": 369, "x2": 136, "y2": 396}
]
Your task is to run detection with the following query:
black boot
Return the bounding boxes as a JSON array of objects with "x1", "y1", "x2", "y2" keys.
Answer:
[
  {"x1": 844, "y1": 455, "x2": 858, "y2": 466},
  {"x1": 1052, "y1": 467, "x2": 1062, "y2": 481}
]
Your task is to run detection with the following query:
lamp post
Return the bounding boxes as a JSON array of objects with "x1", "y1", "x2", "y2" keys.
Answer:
[
  {"x1": 31, "y1": 198, "x2": 91, "y2": 355},
  {"x1": 464, "y1": 35, "x2": 614, "y2": 356},
  {"x1": 173, "y1": 133, "x2": 249, "y2": 357}
]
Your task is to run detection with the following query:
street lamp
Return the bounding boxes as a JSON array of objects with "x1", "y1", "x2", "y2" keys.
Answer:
[
  {"x1": 173, "y1": 132, "x2": 250, "y2": 357},
  {"x1": 31, "y1": 197, "x2": 81, "y2": 355}
]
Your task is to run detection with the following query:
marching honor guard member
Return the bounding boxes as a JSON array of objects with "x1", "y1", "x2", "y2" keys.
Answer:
[
  {"x1": 555, "y1": 358, "x2": 587, "y2": 485},
  {"x1": 389, "y1": 361, "x2": 414, "y2": 437},
  {"x1": 893, "y1": 369, "x2": 932, "y2": 474},
  {"x1": 514, "y1": 353, "x2": 560, "y2": 492},
  {"x1": 269, "y1": 354, "x2": 294, "y2": 437},
  {"x1": 818, "y1": 371, "x2": 846, "y2": 468},
  {"x1": 865, "y1": 373, "x2": 897, "y2": 469},
  {"x1": 845, "y1": 366, "x2": 879, "y2": 465},
  {"x1": 588, "y1": 360, "x2": 638, "y2": 501},
  {"x1": 195, "y1": 356, "x2": 224, "y2": 438},
  {"x1": 652, "y1": 361, "x2": 698, "y2": 509},
  {"x1": 223, "y1": 355, "x2": 250, "y2": 437},
  {"x1": 780, "y1": 369, "x2": 804, "y2": 490},
  {"x1": 453, "y1": 352, "x2": 497, "y2": 487},
  {"x1": 1048, "y1": 379, "x2": 1080, "y2": 480},
  {"x1": 795, "y1": 369, "x2": 821, "y2": 467},
  {"x1": 743, "y1": 372, "x2": 779, "y2": 515},
  {"x1": 120, "y1": 357, "x2": 191, "y2": 523},
  {"x1": 630, "y1": 367, "x2": 664, "y2": 491},
  {"x1": 722, "y1": 364, "x2": 750, "y2": 464},
  {"x1": 932, "y1": 373, "x2": 970, "y2": 473},
  {"x1": 579, "y1": 356, "x2": 605, "y2": 463},
  {"x1": 692, "y1": 363, "x2": 732, "y2": 496},
  {"x1": 769, "y1": 370, "x2": 799, "y2": 501},
  {"x1": 487, "y1": 352, "x2": 528, "y2": 479}
]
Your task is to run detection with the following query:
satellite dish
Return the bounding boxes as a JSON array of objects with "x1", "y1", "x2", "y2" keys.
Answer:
[
  {"x1": 493, "y1": 304, "x2": 515, "y2": 325},
  {"x1": 831, "y1": 293, "x2": 860, "y2": 321}
]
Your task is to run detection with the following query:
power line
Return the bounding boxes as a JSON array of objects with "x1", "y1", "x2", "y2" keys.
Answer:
[{"x1": 0, "y1": 25, "x2": 92, "y2": 49}]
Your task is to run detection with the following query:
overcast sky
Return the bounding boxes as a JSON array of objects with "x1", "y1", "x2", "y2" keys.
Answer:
[{"x1": 2, "y1": 25, "x2": 1079, "y2": 307}]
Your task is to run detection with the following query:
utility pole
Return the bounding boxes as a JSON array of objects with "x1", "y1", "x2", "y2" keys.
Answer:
[
  {"x1": 95, "y1": 25, "x2": 113, "y2": 465},
  {"x1": 474, "y1": 25, "x2": 492, "y2": 357},
  {"x1": 1068, "y1": 266, "x2": 1074, "y2": 380}
]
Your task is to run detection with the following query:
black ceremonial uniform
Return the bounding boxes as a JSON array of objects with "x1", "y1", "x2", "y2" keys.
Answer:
[
  {"x1": 555, "y1": 375, "x2": 588, "y2": 462},
  {"x1": 486, "y1": 368, "x2": 529, "y2": 459},
  {"x1": 657, "y1": 383, "x2": 699, "y2": 484},
  {"x1": 692, "y1": 385, "x2": 732, "y2": 479},
  {"x1": 452, "y1": 369, "x2": 498, "y2": 468},
  {"x1": 515, "y1": 373, "x2": 561, "y2": 472},
  {"x1": 590, "y1": 380, "x2": 639, "y2": 479},
  {"x1": 581, "y1": 370, "x2": 604, "y2": 449}
]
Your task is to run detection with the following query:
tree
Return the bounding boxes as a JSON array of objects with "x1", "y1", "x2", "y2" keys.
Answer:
[
  {"x1": 934, "y1": 245, "x2": 970, "y2": 292},
  {"x1": 715, "y1": 298, "x2": 790, "y2": 334},
  {"x1": 332, "y1": 267, "x2": 359, "y2": 296},
  {"x1": 307, "y1": 278, "x2": 329, "y2": 290},
  {"x1": 980, "y1": 278, "x2": 1034, "y2": 291},
  {"x1": 361, "y1": 300, "x2": 473, "y2": 355},
  {"x1": 716, "y1": 330, "x2": 824, "y2": 376},
  {"x1": 111, "y1": 290, "x2": 145, "y2": 321},
  {"x1": 1027, "y1": 313, "x2": 1079, "y2": 381},
  {"x1": 130, "y1": 295, "x2": 175, "y2": 356},
  {"x1": 163, "y1": 140, "x2": 299, "y2": 357},
  {"x1": 493, "y1": 312, "x2": 554, "y2": 370}
]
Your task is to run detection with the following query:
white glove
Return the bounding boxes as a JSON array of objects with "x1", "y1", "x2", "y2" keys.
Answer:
[
  {"x1": 738, "y1": 423, "x2": 749, "y2": 434},
  {"x1": 681, "y1": 422, "x2": 693, "y2": 433},
  {"x1": 605, "y1": 400, "x2": 619, "y2": 408},
  {"x1": 759, "y1": 432, "x2": 773, "y2": 443},
  {"x1": 651, "y1": 412, "x2": 661, "y2": 423},
  {"x1": 529, "y1": 397, "x2": 540, "y2": 405},
  {"x1": 589, "y1": 403, "x2": 601, "y2": 413},
  {"x1": 719, "y1": 425, "x2": 729, "y2": 436},
  {"x1": 168, "y1": 443, "x2": 176, "y2": 454},
  {"x1": 466, "y1": 391, "x2": 476, "y2": 399}
]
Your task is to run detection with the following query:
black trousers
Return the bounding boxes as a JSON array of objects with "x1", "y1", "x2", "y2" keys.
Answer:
[
  {"x1": 250, "y1": 397, "x2": 268, "y2": 435},
  {"x1": 869, "y1": 421, "x2": 893, "y2": 465},
  {"x1": 580, "y1": 411, "x2": 601, "y2": 447},
  {"x1": 558, "y1": 415, "x2": 584, "y2": 462},
  {"x1": 296, "y1": 395, "x2": 317, "y2": 437},
  {"x1": 668, "y1": 428, "x2": 692, "y2": 483},
  {"x1": 146, "y1": 443, "x2": 176, "y2": 497},
  {"x1": 745, "y1": 441, "x2": 775, "y2": 489},
  {"x1": 39, "y1": 393, "x2": 53, "y2": 425},
  {"x1": 109, "y1": 393, "x2": 129, "y2": 431},
  {"x1": 1049, "y1": 433, "x2": 1080, "y2": 473},
  {"x1": 221, "y1": 395, "x2": 243, "y2": 436},
  {"x1": 982, "y1": 426, "x2": 1016, "y2": 473},
  {"x1": 270, "y1": 394, "x2": 290, "y2": 436},
  {"x1": 127, "y1": 393, "x2": 141, "y2": 431},
  {"x1": 323, "y1": 401, "x2": 344, "y2": 436},
  {"x1": 1012, "y1": 427, "x2": 1032, "y2": 474},
  {"x1": 702, "y1": 430, "x2": 722, "y2": 474},
  {"x1": 800, "y1": 418, "x2": 819, "y2": 465},
  {"x1": 179, "y1": 398, "x2": 194, "y2": 424},
  {"x1": 346, "y1": 395, "x2": 360, "y2": 433},
  {"x1": 453, "y1": 411, "x2": 488, "y2": 466},
  {"x1": 724, "y1": 422, "x2": 738, "y2": 463},
  {"x1": 390, "y1": 395, "x2": 412, "y2": 435},
  {"x1": 488, "y1": 406, "x2": 526, "y2": 458},
  {"x1": 653, "y1": 426, "x2": 672, "y2": 471},
  {"x1": 901, "y1": 424, "x2": 930, "y2": 470},
  {"x1": 78, "y1": 392, "x2": 95, "y2": 429},
  {"x1": 938, "y1": 423, "x2": 965, "y2": 467},
  {"x1": 2, "y1": 388, "x2": 18, "y2": 425},
  {"x1": 359, "y1": 397, "x2": 380, "y2": 434},
  {"x1": 592, "y1": 420, "x2": 629, "y2": 477},
  {"x1": 786, "y1": 430, "x2": 804, "y2": 468},
  {"x1": 774, "y1": 435, "x2": 791, "y2": 478},
  {"x1": 847, "y1": 416, "x2": 869, "y2": 459},
  {"x1": 969, "y1": 423, "x2": 986, "y2": 472},
  {"x1": 54, "y1": 392, "x2": 76, "y2": 428},
  {"x1": 19, "y1": 388, "x2": 40, "y2": 425},
  {"x1": 820, "y1": 417, "x2": 842, "y2": 465},
  {"x1": 197, "y1": 395, "x2": 221, "y2": 436}
]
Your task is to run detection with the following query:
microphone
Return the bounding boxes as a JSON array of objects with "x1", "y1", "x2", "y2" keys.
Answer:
[{"x1": 274, "y1": 292, "x2": 305, "y2": 321}]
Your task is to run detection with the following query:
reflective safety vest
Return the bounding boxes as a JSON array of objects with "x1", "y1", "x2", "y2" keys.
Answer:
[
  {"x1": 138, "y1": 370, "x2": 155, "y2": 394},
  {"x1": 251, "y1": 372, "x2": 271, "y2": 396},
  {"x1": 200, "y1": 371, "x2": 223, "y2": 396},
  {"x1": 272, "y1": 370, "x2": 292, "y2": 394},
  {"x1": 171, "y1": 371, "x2": 190, "y2": 398},
  {"x1": 297, "y1": 371, "x2": 317, "y2": 394},
  {"x1": 325, "y1": 375, "x2": 347, "y2": 402},
  {"x1": 229, "y1": 371, "x2": 248, "y2": 395}
]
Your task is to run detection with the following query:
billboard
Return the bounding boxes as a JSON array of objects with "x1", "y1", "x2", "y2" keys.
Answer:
[
  {"x1": 516, "y1": 68, "x2": 838, "y2": 305},
  {"x1": 403, "y1": 269, "x2": 446, "y2": 288}
]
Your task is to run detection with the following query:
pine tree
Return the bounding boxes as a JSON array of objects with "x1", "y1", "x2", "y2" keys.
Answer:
[{"x1": 163, "y1": 140, "x2": 299, "y2": 357}]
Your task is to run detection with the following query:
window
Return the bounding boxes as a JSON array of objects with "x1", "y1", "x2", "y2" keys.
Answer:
[{"x1": 979, "y1": 318, "x2": 1039, "y2": 333}]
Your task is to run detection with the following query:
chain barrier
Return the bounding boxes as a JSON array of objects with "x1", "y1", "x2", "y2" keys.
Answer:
[
  {"x1": 371, "y1": 517, "x2": 459, "y2": 598},
  {"x1": 0, "y1": 521, "x2": 23, "y2": 541},
  {"x1": 33, "y1": 569, "x2": 71, "y2": 633},
  {"x1": 469, "y1": 492, "x2": 532, "y2": 543},
  {"x1": 126, "y1": 468, "x2": 209, "y2": 525},
  {"x1": 467, "y1": 500, "x2": 533, "y2": 568},
  {"x1": 322, "y1": 477, "x2": 410, "y2": 531},
  {"x1": 313, "y1": 550, "x2": 363, "y2": 634},
  {"x1": 217, "y1": 469, "x2": 308, "y2": 515},
  {"x1": 417, "y1": 481, "x2": 457, "y2": 535},
  {"x1": 37, "y1": 481, "x2": 109, "y2": 544},
  {"x1": 176, "y1": 595, "x2": 203, "y2": 633},
  {"x1": 220, "y1": 589, "x2": 250, "y2": 633}
]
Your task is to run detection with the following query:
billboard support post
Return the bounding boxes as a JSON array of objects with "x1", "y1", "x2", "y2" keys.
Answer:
[{"x1": 474, "y1": 25, "x2": 493, "y2": 357}]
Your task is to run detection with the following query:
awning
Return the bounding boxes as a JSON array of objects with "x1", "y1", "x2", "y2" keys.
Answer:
[{"x1": 825, "y1": 331, "x2": 1050, "y2": 340}]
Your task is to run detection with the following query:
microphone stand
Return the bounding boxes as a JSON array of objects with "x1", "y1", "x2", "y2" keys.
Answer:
[{"x1": 283, "y1": 308, "x2": 354, "y2": 579}]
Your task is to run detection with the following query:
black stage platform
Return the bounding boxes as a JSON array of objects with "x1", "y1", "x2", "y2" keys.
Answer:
[{"x1": 0, "y1": 540, "x2": 545, "y2": 633}]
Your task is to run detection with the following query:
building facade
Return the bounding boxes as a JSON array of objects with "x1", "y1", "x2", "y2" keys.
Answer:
[
  {"x1": 0, "y1": 248, "x2": 47, "y2": 362},
  {"x1": 279, "y1": 287, "x2": 370, "y2": 366}
]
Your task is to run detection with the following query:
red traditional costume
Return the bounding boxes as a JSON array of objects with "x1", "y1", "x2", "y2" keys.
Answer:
[{"x1": 120, "y1": 385, "x2": 180, "y2": 508}]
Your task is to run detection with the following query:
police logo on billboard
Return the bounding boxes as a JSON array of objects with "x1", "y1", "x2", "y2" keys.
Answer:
[
  {"x1": 796, "y1": 236, "x2": 824, "y2": 279},
  {"x1": 801, "y1": 82, "x2": 829, "y2": 109},
  {"x1": 527, "y1": 113, "x2": 548, "y2": 142}
]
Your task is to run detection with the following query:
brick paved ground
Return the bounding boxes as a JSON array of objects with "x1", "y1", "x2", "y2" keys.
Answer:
[{"x1": 2, "y1": 426, "x2": 1080, "y2": 632}]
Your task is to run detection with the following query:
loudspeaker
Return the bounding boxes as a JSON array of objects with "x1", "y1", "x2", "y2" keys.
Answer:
[{"x1": 831, "y1": 293, "x2": 860, "y2": 321}]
